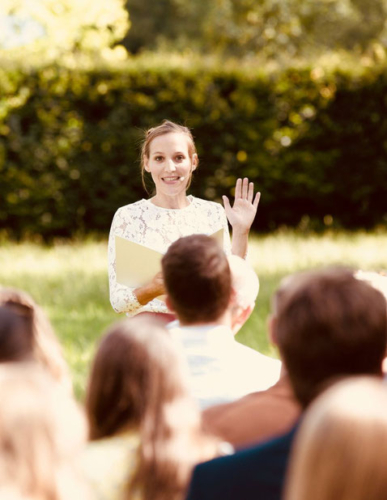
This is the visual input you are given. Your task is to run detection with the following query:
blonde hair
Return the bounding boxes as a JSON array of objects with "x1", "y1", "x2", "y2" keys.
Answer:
[
  {"x1": 0, "y1": 287, "x2": 72, "y2": 392},
  {"x1": 285, "y1": 377, "x2": 387, "y2": 500},
  {"x1": 0, "y1": 364, "x2": 87, "y2": 500},
  {"x1": 140, "y1": 120, "x2": 198, "y2": 193},
  {"x1": 86, "y1": 316, "x2": 219, "y2": 500}
]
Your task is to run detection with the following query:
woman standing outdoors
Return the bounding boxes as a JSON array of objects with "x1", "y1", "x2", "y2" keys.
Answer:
[{"x1": 108, "y1": 120, "x2": 260, "y2": 318}]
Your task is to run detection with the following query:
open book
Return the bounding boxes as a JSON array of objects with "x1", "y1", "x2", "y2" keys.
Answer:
[{"x1": 115, "y1": 229, "x2": 224, "y2": 290}]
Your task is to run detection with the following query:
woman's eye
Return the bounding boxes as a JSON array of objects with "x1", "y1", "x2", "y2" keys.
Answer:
[
  {"x1": 175, "y1": 155, "x2": 184, "y2": 161},
  {"x1": 155, "y1": 156, "x2": 163, "y2": 161}
]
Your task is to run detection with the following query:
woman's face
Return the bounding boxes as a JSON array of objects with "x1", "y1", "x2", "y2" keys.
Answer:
[{"x1": 144, "y1": 132, "x2": 197, "y2": 201}]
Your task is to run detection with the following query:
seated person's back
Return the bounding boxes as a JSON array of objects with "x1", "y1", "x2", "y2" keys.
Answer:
[
  {"x1": 82, "y1": 315, "x2": 227, "y2": 500},
  {"x1": 162, "y1": 235, "x2": 280, "y2": 409},
  {"x1": 185, "y1": 267, "x2": 387, "y2": 500}
]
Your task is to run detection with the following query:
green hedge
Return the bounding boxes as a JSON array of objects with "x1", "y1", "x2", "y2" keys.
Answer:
[{"x1": 1, "y1": 61, "x2": 387, "y2": 240}]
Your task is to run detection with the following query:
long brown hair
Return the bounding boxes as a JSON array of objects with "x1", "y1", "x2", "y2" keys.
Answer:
[
  {"x1": 86, "y1": 316, "x2": 219, "y2": 500},
  {"x1": 0, "y1": 287, "x2": 72, "y2": 392}
]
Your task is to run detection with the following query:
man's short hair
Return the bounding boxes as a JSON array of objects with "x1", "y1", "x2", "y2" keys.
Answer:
[
  {"x1": 275, "y1": 267, "x2": 387, "y2": 408},
  {"x1": 162, "y1": 235, "x2": 231, "y2": 324}
]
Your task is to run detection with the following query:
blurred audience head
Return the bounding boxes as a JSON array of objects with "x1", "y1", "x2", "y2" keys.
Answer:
[
  {"x1": 270, "y1": 267, "x2": 387, "y2": 407},
  {"x1": 162, "y1": 235, "x2": 232, "y2": 325},
  {"x1": 228, "y1": 255, "x2": 259, "y2": 334},
  {"x1": 0, "y1": 287, "x2": 71, "y2": 390},
  {"x1": 86, "y1": 316, "x2": 218, "y2": 500},
  {"x1": 86, "y1": 316, "x2": 194, "y2": 439},
  {"x1": 0, "y1": 305, "x2": 34, "y2": 363},
  {"x1": 286, "y1": 377, "x2": 387, "y2": 500},
  {"x1": 0, "y1": 364, "x2": 87, "y2": 500}
]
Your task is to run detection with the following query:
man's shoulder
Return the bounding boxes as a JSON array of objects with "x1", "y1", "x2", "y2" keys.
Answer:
[
  {"x1": 169, "y1": 324, "x2": 230, "y2": 357},
  {"x1": 203, "y1": 381, "x2": 281, "y2": 427},
  {"x1": 204, "y1": 376, "x2": 300, "y2": 433},
  {"x1": 233, "y1": 340, "x2": 281, "y2": 368},
  {"x1": 210, "y1": 425, "x2": 296, "y2": 467},
  {"x1": 231, "y1": 341, "x2": 282, "y2": 383},
  {"x1": 195, "y1": 426, "x2": 296, "y2": 478},
  {"x1": 202, "y1": 381, "x2": 301, "y2": 449},
  {"x1": 186, "y1": 426, "x2": 298, "y2": 500}
]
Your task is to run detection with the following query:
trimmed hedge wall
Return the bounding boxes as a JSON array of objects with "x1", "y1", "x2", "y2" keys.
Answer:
[{"x1": 1, "y1": 62, "x2": 387, "y2": 240}]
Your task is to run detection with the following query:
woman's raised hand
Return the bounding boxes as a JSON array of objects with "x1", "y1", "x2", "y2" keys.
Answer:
[{"x1": 222, "y1": 178, "x2": 260, "y2": 233}]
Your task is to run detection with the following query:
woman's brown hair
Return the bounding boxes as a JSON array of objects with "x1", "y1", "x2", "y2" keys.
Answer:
[
  {"x1": 140, "y1": 120, "x2": 198, "y2": 194},
  {"x1": 86, "y1": 316, "x2": 219, "y2": 500},
  {"x1": 0, "y1": 287, "x2": 72, "y2": 392}
]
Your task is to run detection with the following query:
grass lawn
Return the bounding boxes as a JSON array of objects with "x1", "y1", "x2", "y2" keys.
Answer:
[{"x1": 1, "y1": 230, "x2": 386, "y2": 399}]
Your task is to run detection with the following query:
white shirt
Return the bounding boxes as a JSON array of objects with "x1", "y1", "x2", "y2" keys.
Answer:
[
  {"x1": 169, "y1": 323, "x2": 282, "y2": 410},
  {"x1": 108, "y1": 196, "x2": 231, "y2": 316}
]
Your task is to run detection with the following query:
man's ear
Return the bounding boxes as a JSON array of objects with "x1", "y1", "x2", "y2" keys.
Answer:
[
  {"x1": 238, "y1": 304, "x2": 253, "y2": 328},
  {"x1": 165, "y1": 295, "x2": 175, "y2": 312},
  {"x1": 229, "y1": 287, "x2": 238, "y2": 308},
  {"x1": 231, "y1": 304, "x2": 253, "y2": 335},
  {"x1": 268, "y1": 314, "x2": 278, "y2": 346}
]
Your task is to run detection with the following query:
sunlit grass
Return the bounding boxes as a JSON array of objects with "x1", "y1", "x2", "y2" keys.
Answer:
[
  {"x1": 0, "y1": 240, "x2": 117, "y2": 398},
  {"x1": 1, "y1": 230, "x2": 386, "y2": 399},
  {"x1": 240, "y1": 229, "x2": 387, "y2": 356}
]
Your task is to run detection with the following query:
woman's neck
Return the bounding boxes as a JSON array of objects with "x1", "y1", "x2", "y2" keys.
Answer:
[{"x1": 150, "y1": 193, "x2": 190, "y2": 209}]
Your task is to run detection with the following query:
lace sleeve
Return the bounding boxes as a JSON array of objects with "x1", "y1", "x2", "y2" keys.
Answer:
[
  {"x1": 220, "y1": 205, "x2": 232, "y2": 256},
  {"x1": 108, "y1": 209, "x2": 142, "y2": 316}
]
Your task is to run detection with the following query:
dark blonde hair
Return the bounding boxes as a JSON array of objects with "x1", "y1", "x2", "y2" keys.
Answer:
[
  {"x1": 86, "y1": 316, "x2": 219, "y2": 500},
  {"x1": 0, "y1": 287, "x2": 72, "y2": 392},
  {"x1": 0, "y1": 364, "x2": 87, "y2": 500},
  {"x1": 285, "y1": 377, "x2": 387, "y2": 500},
  {"x1": 140, "y1": 120, "x2": 198, "y2": 193}
]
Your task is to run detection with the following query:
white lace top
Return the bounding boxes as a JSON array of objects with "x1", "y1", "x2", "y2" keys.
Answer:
[{"x1": 108, "y1": 196, "x2": 232, "y2": 316}]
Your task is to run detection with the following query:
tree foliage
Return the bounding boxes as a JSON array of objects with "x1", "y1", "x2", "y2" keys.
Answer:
[
  {"x1": 0, "y1": 0, "x2": 130, "y2": 63},
  {"x1": 123, "y1": 0, "x2": 387, "y2": 60},
  {"x1": 1, "y1": 60, "x2": 386, "y2": 240},
  {"x1": 201, "y1": 0, "x2": 387, "y2": 57}
]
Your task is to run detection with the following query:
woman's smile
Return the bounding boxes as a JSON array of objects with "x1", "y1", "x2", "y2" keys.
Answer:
[
  {"x1": 144, "y1": 132, "x2": 197, "y2": 208},
  {"x1": 162, "y1": 175, "x2": 184, "y2": 184}
]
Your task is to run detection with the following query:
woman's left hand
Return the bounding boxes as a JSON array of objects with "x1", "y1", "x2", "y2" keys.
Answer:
[{"x1": 223, "y1": 178, "x2": 260, "y2": 233}]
